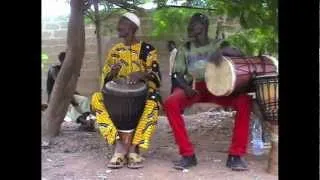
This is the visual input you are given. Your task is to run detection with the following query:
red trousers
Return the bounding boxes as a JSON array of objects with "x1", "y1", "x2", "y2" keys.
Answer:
[{"x1": 164, "y1": 82, "x2": 252, "y2": 156}]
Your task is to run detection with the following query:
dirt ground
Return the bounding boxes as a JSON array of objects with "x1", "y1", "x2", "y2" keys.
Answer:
[{"x1": 42, "y1": 110, "x2": 277, "y2": 180}]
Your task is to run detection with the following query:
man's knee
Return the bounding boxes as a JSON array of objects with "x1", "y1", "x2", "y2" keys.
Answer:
[
  {"x1": 73, "y1": 94, "x2": 89, "y2": 103},
  {"x1": 164, "y1": 96, "x2": 177, "y2": 109},
  {"x1": 91, "y1": 92, "x2": 103, "y2": 103},
  {"x1": 164, "y1": 89, "x2": 185, "y2": 108}
]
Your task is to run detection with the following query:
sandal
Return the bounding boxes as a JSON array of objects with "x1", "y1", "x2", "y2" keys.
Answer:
[
  {"x1": 127, "y1": 153, "x2": 145, "y2": 169},
  {"x1": 107, "y1": 153, "x2": 127, "y2": 169}
]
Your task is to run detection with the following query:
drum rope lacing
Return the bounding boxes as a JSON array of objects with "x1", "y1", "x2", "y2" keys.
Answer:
[
  {"x1": 231, "y1": 56, "x2": 276, "y2": 78},
  {"x1": 254, "y1": 76, "x2": 278, "y2": 122}
]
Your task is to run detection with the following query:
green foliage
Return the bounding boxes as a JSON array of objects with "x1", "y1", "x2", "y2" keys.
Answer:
[
  {"x1": 86, "y1": 0, "x2": 277, "y2": 56},
  {"x1": 42, "y1": 53, "x2": 49, "y2": 63},
  {"x1": 83, "y1": 1, "x2": 129, "y2": 35},
  {"x1": 226, "y1": 27, "x2": 277, "y2": 56},
  {"x1": 84, "y1": 16, "x2": 94, "y2": 25},
  {"x1": 154, "y1": 0, "x2": 168, "y2": 7},
  {"x1": 149, "y1": 0, "x2": 277, "y2": 56},
  {"x1": 206, "y1": 0, "x2": 278, "y2": 56},
  {"x1": 183, "y1": 0, "x2": 208, "y2": 7},
  {"x1": 42, "y1": 53, "x2": 49, "y2": 69},
  {"x1": 150, "y1": 8, "x2": 208, "y2": 39}
]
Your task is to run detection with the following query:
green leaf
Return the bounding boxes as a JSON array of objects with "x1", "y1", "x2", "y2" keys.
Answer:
[{"x1": 42, "y1": 53, "x2": 48, "y2": 62}]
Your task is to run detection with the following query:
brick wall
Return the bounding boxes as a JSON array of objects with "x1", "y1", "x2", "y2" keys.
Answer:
[
  {"x1": 41, "y1": 15, "x2": 240, "y2": 113},
  {"x1": 42, "y1": 17, "x2": 100, "y2": 102}
]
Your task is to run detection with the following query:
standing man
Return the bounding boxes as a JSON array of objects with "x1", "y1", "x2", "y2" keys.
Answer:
[
  {"x1": 90, "y1": 12, "x2": 161, "y2": 169},
  {"x1": 168, "y1": 40, "x2": 178, "y2": 77},
  {"x1": 168, "y1": 40, "x2": 178, "y2": 93},
  {"x1": 46, "y1": 52, "x2": 93, "y2": 130},
  {"x1": 164, "y1": 13, "x2": 251, "y2": 171}
]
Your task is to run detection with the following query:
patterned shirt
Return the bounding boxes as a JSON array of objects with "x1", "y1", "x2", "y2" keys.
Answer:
[{"x1": 101, "y1": 41, "x2": 161, "y2": 93}]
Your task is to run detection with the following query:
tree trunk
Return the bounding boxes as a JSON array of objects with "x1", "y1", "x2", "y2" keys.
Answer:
[
  {"x1": 93, "y1": 0, "x2": 103, "y2": 89},
  {"x1": 42, "y1": 0, "x2": 85, "y2": 144}
]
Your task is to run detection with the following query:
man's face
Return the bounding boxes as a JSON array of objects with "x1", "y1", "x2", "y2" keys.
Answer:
[
  {"x1": 168, "y1": 43, "x2": 173, "y2": 51},
  {"x1": 187, "y1": 20, "x2": 205, "y2": 38},
  {"x1": 117, "y1": 17, "x2": 135, "y2": 38}
]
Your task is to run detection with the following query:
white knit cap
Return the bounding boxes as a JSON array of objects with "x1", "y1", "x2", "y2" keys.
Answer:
[{"x1": 122, "y1": 12, "x2": 140, "y2": 29}]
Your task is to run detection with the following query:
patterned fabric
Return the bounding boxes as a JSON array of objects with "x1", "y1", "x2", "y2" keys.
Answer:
[
  {"x1": 91, "y1": 92, "x2": 159, "y2": 149},
  {"x1": 92, "y1": 41, "x2": 161, "y2": 150},
  {"x1": 100, "y1": 42, "x2": 161, "y2": 91},
  {"x1": 91, "y1": 92, "x2": 119, "y2": 145}
]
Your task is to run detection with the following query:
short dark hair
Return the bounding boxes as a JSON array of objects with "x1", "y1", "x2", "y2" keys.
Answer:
[
  {"x1": 168, "y1": 40, "x2": 176, "y2": 47},
  {"x1": 58, "y1": 52, "x2": 66, "y2": 62},
  {"x1": 190, "y1": 13, "x2": 209, "y2": 26}
]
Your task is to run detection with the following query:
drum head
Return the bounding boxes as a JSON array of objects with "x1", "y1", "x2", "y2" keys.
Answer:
[
  {"x1": 261, "y1": 55, "x2": 278, "y2": 73},
  {"x1": 205, "y1": 56, "x2": 235, "y2": 96},
  {"x1": 103, "y1": 78, "x2": 147, "y2": 97}
]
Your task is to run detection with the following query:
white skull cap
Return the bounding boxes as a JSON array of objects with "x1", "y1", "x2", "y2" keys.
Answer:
[{"x1": 122, "y1": 12, "x2": 140, "y2": 29}]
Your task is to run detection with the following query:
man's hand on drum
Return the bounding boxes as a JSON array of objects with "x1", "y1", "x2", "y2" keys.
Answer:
[
  {"x1": 209, "y1": 47, "x2": 243, "y2": 66},
  {"x1": 127, "y1": 71, "x2": 148, "y2": 85},
  {"x1": 209, "y1": 50, "x2": 223, "y2": 66},
  {"x1": 110, "y1": 63, "x2": 122, "y2": 77},
  {"x1": 220, "y1": 46, "x2": 243, "y2": 57}
]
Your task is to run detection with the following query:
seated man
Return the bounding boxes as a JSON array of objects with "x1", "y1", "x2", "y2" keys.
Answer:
[
  {"x1": 46, "y1": 51, "x2": 93, "y2": 130},
  {"x1": 164, "y1": 13, "x2": 251, "y2": 171},
  {"x1": 90, "y1": 12, "x2": 161, "y2": 169}
]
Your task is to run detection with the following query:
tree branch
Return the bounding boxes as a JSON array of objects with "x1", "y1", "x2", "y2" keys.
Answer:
[
  {"x1": 158, "y1": 5, "x2": 216, "y2": 11},
  {"x1": 104, "y1": 0, "x2": 145, "y2": 12}
]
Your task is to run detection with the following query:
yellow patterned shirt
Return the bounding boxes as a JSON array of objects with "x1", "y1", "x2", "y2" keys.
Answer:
[{"x1": 100, "y1": 41, "x2": 161, "y2": 94}]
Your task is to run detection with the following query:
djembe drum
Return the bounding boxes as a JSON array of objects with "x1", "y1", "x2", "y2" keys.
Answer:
[
  {"x1": 205, "y1": 55, "x2": 278, "y2": 96},
  {"x1": 253, "y1": 74, "x2": 279, "y2": 175},
  {"x1": 102, "y1": 78, "x2": 148, "y2": 149}
]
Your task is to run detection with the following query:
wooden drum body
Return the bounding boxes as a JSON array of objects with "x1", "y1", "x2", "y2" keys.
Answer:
[
  {"x1": 102, "y1": 78, "x2": 148, "y2": 132},
  {"x1": 205, "y1": 55, "x2": 278, "y2": 96},
  {"x1": 253, "y1": 74, "x2": 279, "y2": 175},
  {"x1": 253, "y1": 74, "x2": 279, "y2": 123}
]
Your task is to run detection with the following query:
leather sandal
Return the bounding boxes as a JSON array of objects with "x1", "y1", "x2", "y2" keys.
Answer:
[
  {"x1": 127, "y1": 153, "x2": 145, "y2": 169},
  {"x1": 107, "y1": 153, "x2": 127, "y2": 169}
]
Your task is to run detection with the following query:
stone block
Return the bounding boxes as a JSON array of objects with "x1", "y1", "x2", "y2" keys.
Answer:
[
  {"x1": 53, "y1": 30, "x2": 67, "y2": 39},
  {"x1": 86, "y1": 43, "x2": 97, "y2": 51},
  {"x1": 59, "y1": 21, "x2": 69, "y2": 29},
  {"x1": 42, "y1": 31, "x2": 53, "y2": 40},
  {"x1": 42, "y1": 39, "x2": 66, "y2": 46},
  {"x1": 85, "y1": 28, "x2": 96, "y2": 36},
  {"x1": 45, "y1": 24, "x2": 60, "y2": 30},
  {"x1": 86, "y1": 37, "x2": 97, "y2": 44}
]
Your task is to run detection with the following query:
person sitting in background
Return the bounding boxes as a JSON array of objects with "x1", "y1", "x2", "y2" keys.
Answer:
[{"x1": 46, "y1": 51, "x2": 94, "y2": 131}]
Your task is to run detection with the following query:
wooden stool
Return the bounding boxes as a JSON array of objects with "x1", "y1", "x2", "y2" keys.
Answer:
[
  {"x1": 267, "y1": 123, "x2": 278, "y2": 175},
  {"x1": 263, "y1": 121, "x2": 278, "y2": 175}
]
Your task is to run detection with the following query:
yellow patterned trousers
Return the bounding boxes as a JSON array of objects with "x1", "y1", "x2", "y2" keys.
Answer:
[{"x1": 91, "y1": 92, "x2": 159, "y2": 150}]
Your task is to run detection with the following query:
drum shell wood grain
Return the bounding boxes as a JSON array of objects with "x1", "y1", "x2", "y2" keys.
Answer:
[
  {"x1": 205, "y1": 56, "x2": 277, "y2": 96},
  {"x1": 102, "y1": 80, "x2": 148, "y2": 131}
]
